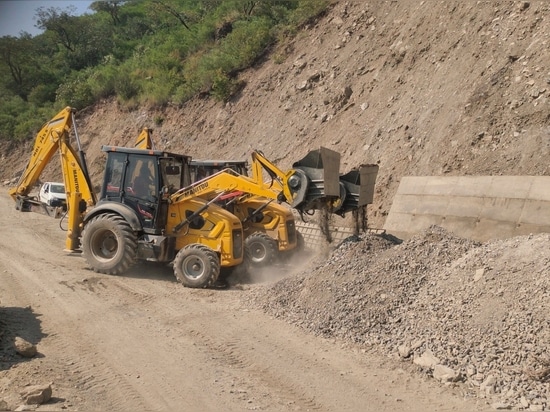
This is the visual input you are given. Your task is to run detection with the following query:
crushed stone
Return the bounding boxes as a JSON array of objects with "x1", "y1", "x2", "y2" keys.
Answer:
[{"x1": 248, "y1": 225, "x2": 550, "y2": 409}]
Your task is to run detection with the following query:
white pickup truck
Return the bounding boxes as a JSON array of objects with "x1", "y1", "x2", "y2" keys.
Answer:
[{"x1": 39, "y1": 182, "x2": 66, "y2": 207}]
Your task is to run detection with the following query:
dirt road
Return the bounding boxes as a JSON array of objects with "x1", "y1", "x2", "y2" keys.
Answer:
[{"x1": 0, "y1": 192, "x2": 490, "y2": 411}]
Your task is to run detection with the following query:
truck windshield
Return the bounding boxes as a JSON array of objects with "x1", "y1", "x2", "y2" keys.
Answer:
[{"x1": 51, "y1": 184, "x2": 65, "y2": 194}]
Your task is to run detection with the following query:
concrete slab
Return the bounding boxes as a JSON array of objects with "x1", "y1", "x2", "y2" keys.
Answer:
[
  {"x1": 384, "y1": 176, "x2": 550, "y2": 241},
  {"x1": 485, "y1": 176, "x2": 532, "y2": 198},
  {"x1": 479, "y1": 197, "x2": 526, "y2": 222},
  {"x1": 451, "y1": 176, "x2": 493, "y2": 197},
  {"x1": 519, "y1": 199, "x2": 550, "y2": 225},
  {"x1": 445, "y1": 195, "x2": 484, "y2": 217},
  {"x1": 528, "y1": 178, "x2": 550, "y2": 201}
]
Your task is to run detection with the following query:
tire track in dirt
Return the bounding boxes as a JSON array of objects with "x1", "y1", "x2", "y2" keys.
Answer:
[
  {"x1": 30, "y1": 265, "x2": 277, "y2": 411},
  {"x1": 81, "y1": 276, "x2": 324, "y2": 410},
  {"x1": 0, "y1": 239, "x2": 153, "y2": 410},
  {"x1": 124, "y1": 281, "x2": 377, "y2": 411},
  {"x1": 185, "y1": 326, "x2": 323, "y2": 410},
  {"x1": 0, "y1": 208, "x2": 196, "y2": 409}
]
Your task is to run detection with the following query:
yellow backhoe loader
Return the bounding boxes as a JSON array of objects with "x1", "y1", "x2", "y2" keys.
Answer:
[
  {"x1": 136, "y1": 128, "x2": 300, "y2": 267},
  {"x1": 10, "y1": 109, "x2": 376, "y2": 289},
  {"x1": 135, "y1": 128, "x2": 379, "y2": 265},
  {"x1": 9, "y1": 107, "x2": 244, "y2": 288}
]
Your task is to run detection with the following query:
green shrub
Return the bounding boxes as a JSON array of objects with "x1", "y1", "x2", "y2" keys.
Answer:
[
  {"x1": 55, "y1": 71, "x2": 95, "y2": 109},
  {"x1": 115, "y1": 73, "x2": 141, "y2": 102},
  {"x1": 210, "y1": 69, "x2": 232, "y2": 101},
  {"x1": 289, "y1": 0, "x2": 331, "y2": 27},
  {"x1": 27, "y1": 83, "x2": 57, "y2": 106},
  {"x1": 12, "y1": 109, "x2": 45, "y2": 141},
  {"x1": 87, "y1": 62, "x2": 119, "y2": 100},
  {"x1": 0, "y1": 114, "x2": 16, "y2": 140}
]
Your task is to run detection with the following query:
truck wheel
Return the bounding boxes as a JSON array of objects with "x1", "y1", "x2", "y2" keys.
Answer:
[
  {"x1": 173, "y1": 244, "x2": 220, "y2": 288},
  {"x1": 245, "y1": 232, "x2": 277, "y2": 267},
  {"x1": 82, "y1": 213, "x2": 137, "y2": 275}
]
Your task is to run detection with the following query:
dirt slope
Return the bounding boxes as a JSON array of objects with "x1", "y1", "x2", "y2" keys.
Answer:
[{"x1": 2, "y1": 0, "x2": 550, "y2": 410}]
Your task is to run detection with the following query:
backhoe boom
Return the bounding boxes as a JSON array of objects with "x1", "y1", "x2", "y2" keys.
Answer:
[{"x1": 8, "y1": 107, "x2": 97, "y2": 250}]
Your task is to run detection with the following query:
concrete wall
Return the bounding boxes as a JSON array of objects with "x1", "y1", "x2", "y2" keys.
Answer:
[{"x1": 383, "y1": 176, "x2": 550, "y2": 242}]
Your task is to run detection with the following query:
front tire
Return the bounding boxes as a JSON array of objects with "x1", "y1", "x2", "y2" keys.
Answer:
[
  {"x1": 245, "y1": 232, "x2": 277, "y2": 267},
  {"x1": 82, "y1": 213, "x2": 137, "y2": 275},
  {"x1": 173, "y1": 244, "x2": 220, "y2": 288}
]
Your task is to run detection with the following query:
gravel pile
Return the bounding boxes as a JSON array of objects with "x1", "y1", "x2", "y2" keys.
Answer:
[{"x1": 249, "y1": 226, "x2": 550, "y2": 410}]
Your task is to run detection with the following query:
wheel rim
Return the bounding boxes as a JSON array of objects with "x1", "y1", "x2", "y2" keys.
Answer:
[
  {"x1": 250, "y1": 242, "x2": 267, "y2": 262},
  {"x1": 181, "y1": 255, "x2": 205, "y2": 279},
  {"x1": 91, "y1": 229, "x2": 118, "y2": 260}
]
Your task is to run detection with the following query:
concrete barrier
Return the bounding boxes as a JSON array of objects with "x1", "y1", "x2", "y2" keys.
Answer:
[{"x1": 383, "y1": 176, "x2": 550, "y2": 241}]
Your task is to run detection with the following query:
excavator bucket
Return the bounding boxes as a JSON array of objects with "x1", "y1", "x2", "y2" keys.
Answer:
[
  {"x1": 292, "y1": 147, "x2": 341, "y2": 210},
  {"x1": 338, "y1": 164, "x2": 379, "y2": 215}
]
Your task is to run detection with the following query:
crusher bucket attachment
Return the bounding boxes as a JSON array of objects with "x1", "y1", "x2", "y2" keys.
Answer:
[
  {"x1": 338, "y1": 164, "x2": 379, "y2": 216},
  {"x1": 291, "y1": 147, "x2": 345, "y2": 213}
]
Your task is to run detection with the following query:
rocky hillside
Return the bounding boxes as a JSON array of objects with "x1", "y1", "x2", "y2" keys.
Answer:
[
  {"x1": 2, "y1": 2, "x2": 550, "y2": 410},
  {"x1": 3, "y1": 0, "x2": 550, "y2": 230}
]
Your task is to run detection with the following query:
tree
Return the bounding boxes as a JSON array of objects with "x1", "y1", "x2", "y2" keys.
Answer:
[
  {"x1": 90, "y1": 1, "x2": 125, "y2": 25},
  {"x1": 151, "y1": 0, "x2": 191, "y2": 30},
  {"x1": 35, "y1": 6, "x2": 81, "y2": 52},
  {"x1": 35, "y1": 7, "x2": 113, "y2": 71},
  {"x1": 0, "y1": 35, "x2": 36, "y2": 99}
]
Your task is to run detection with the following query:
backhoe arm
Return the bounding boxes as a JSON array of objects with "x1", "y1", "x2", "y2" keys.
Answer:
[
  {"x1": 9, "y1": 107, "x2": 74, "y2": 199},
  {"x1": 135, "y1": 127, "x2": 155, "y2": 150},
  {"x1": 8, "y1": 107, "x2": 97, "y2": 251}
]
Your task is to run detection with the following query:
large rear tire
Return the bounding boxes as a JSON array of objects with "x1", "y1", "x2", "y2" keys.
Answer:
[
  {"x1": 81, "y1": 213, "x2": 137, "y2": 275},
  {"x1": 173, "y1": 244, "x2": 220, "y2": 288},
  {"x1": 245, "y1": 232, "x2": 277, "y2": 267}
]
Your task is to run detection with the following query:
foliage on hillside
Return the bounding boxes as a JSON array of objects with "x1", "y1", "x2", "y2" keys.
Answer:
[{"x1": 0, "y1": 0, "x2": 330, "y2": 141}]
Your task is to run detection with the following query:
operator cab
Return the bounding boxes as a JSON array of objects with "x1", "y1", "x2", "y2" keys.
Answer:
[
  {"x1": 100, "y1": 146, "x2": 191, "y2": 232},
  {"x1": 189, "y1": 159, "x2": 250, "y2": 211},
  {"x1": 190, "y1": 159, "x2": 249, "y2": 182}
]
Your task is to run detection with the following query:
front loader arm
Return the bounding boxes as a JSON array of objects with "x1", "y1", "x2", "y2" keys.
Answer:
[
  {"x1": 171, "y1": 169, "x2": 284, "y2": 206},
  {"x1": 249, "y1": 151, "x2": 301, "y2": 205},
  {"x1": 249, "y1": 148, "x2": 343, "y2": 212},
  {"x1": 137, "y1": 126, "x2": 378, "y2": 217},
  {"x1": 249, "y1": 148, "x2": 379, "y2": 216}
]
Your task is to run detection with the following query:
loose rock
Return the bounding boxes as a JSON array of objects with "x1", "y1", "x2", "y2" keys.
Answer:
[{"x1": 14, "y1": 337, "x2": 36, "y2": 358}]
